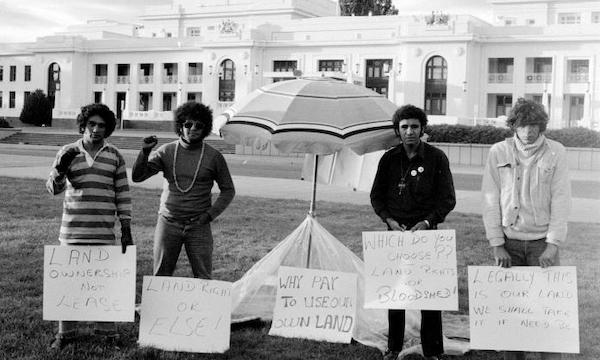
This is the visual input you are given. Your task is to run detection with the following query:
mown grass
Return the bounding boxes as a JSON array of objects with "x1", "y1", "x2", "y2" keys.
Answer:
[{"x1": 0, "y1": 176, "x2": 598, "y2": 360}]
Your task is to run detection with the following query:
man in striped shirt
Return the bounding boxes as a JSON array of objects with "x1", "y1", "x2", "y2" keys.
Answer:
[{"x1": 46, "y1": 103, "x2": 133, "y2": 350}]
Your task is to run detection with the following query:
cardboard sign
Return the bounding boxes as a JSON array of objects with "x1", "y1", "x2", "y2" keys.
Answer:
[
  {"x1": 468, "y1": 266, "x2": 579, "y2": 353},
  {"x1": 269, "y1": 266, "x2": 357, "y2": 343},
  {"x1": 362, "y1": 230, "x2": 458, "y2": 310},
  {"x1": 138, "y1": 276, "x2": 232, "y2": 353},
  {"x1": 43, "y1": 245, "x2": 136, "y2": 321}
]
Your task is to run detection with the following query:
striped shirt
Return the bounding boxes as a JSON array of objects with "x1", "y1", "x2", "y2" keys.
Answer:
[{"x1": 46, "y1": 139, "x2": 132, "y2": 244}]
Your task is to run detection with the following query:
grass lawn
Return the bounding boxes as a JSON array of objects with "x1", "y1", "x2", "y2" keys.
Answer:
[{"x1": 0, "y1": 176, "x2": 598, "y2": 360}]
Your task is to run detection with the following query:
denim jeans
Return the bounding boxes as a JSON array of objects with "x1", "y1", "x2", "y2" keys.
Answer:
[
  {"x1": 153, "y1": 214, "x2": 213, "y2": 279},
  {"x1": 503, "y1": 237, "x2": 561, "y2": 360}
]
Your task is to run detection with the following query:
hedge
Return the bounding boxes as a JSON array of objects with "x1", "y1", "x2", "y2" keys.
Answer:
[{"x1": 425, "y1": 125, "x2": 600, "y2": 148}]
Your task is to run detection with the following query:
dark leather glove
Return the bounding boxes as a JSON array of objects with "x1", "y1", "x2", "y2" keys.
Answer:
[
  {"x1": 56, "y1": 147, "x2": 80, "y2": 174},
  {"x1": 121, "y1": 226, "x2": 133, "y2": 254}
]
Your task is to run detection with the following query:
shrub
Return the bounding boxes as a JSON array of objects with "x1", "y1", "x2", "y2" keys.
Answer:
[
  {"x1": 19, "y1": 89, "x2": 52, "y2": 126},
  {"x1": 0, "y1": 117, "x2": 11, "y2": 128},
  {"x1": 425, "y1": 124, "x2": 600, "y2": 148}
]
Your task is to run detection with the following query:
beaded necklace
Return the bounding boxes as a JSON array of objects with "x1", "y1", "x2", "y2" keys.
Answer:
[{"x1": 173, "y1": 141, "x2": 205, "y2": 193}]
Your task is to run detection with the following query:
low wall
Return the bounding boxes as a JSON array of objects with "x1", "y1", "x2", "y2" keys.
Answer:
[
  {"x1": 235, "y1": 142, "x2": 600, "y2": 171},
  {"x1": 0, "y1": 128, "x2": 21, "y2": 140},
  {"x1": 122, "y1": 120, "x2": 172, "y2": 132}
]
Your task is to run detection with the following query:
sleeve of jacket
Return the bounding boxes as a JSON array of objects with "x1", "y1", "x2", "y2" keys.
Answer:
[
  {"x1": 132, "y1": 146, "x2": 163, "y2": 182},
  {"x1": 426, "y1": 151, "x2": 456, "y2": 226},
  {"x1": 114, "y1": 151, "x2": 132, "y2": 222},
  {"x1": 481, "y1": 144, "x2": 506, "y2": 246},
  {"x1": 546, "y1": 145, "x2": 571, "y2": 246},
  {"x1": 370, "y1": 151, "x2": 391, "y2": 223},
  {"x1": 46, "y1": 145, "x2": 71, "y2": 195}
]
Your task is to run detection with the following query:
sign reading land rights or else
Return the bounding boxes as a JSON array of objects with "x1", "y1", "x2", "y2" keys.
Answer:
[
  {"x1": 269, "y1": 266, "x2": 357, "y2": 343},
  {"x1": 138, "y1": 276, "x2": 232, "y2": 353},
  {"x1": 43, "y1": 245, "x2": 136, "y2": 321},
  {"x1": 468, "y1": 266, "x2": 579, "y2": 353},
  {"x1": 362, "y1": 230, "x2": 458, "y2": 310}
]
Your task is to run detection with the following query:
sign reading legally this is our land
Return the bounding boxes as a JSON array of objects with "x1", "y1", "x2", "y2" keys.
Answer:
[
  {"x1": 468, "y1": 266, "x2": 579, "y2": 354},
  {"x1": 269, "y1": 266, "x2": 357, "y2": 343},
  {"x1": 138, "y1": 276, "x2": 232, "y2": 353},
  {"x1": 43, "y1": 245, "x2": 136, "y2": 322},
  {"x1": 362, "y1": 230, "x2": 458, "y2": 310}
]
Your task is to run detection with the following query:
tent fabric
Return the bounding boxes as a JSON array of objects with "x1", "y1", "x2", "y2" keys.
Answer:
[{"x1": 231, "y1": 216, "x2": 470, "y2": 355}]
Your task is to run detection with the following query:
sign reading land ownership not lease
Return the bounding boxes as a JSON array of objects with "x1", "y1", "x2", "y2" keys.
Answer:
[
  {"x1": 138, "y1": 276, "x2": 232, "y2": 353},
  {"x1": 269, "y1": 266, "x2": 357, "y2": 343},
  {"x1": 362, "y1": 230, "x2": 458, "y2": 310},
  {"x1": 468, "y1": 266, "x2": 579, "y2": 354},
  {"x1": 43, "y1": 245, "x2": 136, "y2": 322}
]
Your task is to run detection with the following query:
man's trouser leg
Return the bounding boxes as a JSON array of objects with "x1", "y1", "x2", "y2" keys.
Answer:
[
  {"x1": 421, "y1": 310, "x2": 443, "y2": 357},
  {"x1": 153, "y1": 215, "x2": 184, "y2": 276},
  {"x1": 387, "y1": 309, "x2": 405, "y2": 352},
  {"x1": 183, "y1": 222, "x2": 213, "y2": 279}
]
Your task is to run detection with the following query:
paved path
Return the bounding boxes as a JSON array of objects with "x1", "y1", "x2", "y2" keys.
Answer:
[{"x1": 0, "y1": 144, "x2": 598, "y2": 223}]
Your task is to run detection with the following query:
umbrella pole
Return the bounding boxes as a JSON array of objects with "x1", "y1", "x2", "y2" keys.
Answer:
[{"x1": 306, "y1": 154, "x2": 318, "y2": 268}]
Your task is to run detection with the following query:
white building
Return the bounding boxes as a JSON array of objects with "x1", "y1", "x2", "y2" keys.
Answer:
[{"x1": 0, "y1": 0, "x2": 598, "y2": 130}]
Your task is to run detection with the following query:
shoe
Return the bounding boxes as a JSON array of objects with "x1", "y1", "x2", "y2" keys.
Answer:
[{"x1": 383, "y1": 350, "x2": 400, "y2": 360}]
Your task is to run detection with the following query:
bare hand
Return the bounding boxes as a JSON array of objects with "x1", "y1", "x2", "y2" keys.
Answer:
[
  {"x1": 386, "y1": 218, "x2": 405, "y2": 231},
  {"x1": 142, "y1": 135, "x2": 158, "y2": 155},
  {"x1": 493, "y1": 245, "x2": 512, "y2": 268},
  {"x1": 410, "y1": 221, "x2": 429, "y2": 232},
  {"x1": 539, "y1": 243, "x2": 558, "y2": 268}
]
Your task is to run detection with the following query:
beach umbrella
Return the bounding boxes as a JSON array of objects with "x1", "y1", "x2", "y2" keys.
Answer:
[{"x1": 220, "y1": 77, "x2": 398, "y2": 266}]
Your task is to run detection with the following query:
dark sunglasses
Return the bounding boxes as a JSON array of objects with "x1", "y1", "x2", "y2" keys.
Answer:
[{"x1": 183, "y1": 120, "x2": 205, "y2": 129}]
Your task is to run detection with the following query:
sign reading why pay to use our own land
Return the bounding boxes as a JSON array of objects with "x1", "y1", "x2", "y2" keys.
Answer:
[
  {"x1": 269, "y1": 266, "x2": 357, "y2": 343},
  {"x1": 468, "y1": 266, "x2": 579, "y2": 354},
  {"x1": 138, "y1": 276, "x2": 232, "y2": 353},
  {"x1": 362, "y1": 230, "x2": 458, "y2": 310},
  {"x1": 43, "y1": 245, "x2": 136, "y2": 322}
]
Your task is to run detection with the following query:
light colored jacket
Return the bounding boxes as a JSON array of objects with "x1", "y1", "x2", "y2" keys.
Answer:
[{"x1": 481, "y1": 137, "x2": 571, "y2": 246}]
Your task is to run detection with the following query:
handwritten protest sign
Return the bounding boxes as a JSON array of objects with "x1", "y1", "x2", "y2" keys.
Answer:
[
  {"x1": 362, "y1": 230, "x2": 458, "y2": 310},
  {"x1": 43, "y1": 245, "x2": 136, "y2": 321},
  {"x1": 269, "y1": 266, "x2": 357, "y2": 343},
  {"x1": 468, "y1": 266, "x2": 579, "y2": 353},
  {"x1": 138, "y1": 276, "x2": 232, "y2": 353}
]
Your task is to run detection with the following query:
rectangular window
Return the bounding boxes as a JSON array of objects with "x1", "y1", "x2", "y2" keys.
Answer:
[
  {"x1": 9, "y1": 91, "x2": 16, "y2": 108},
  {"x1": 0, "y1": 66, "x2": 3, "y2": 81},
  {"x1": 95, "y1": 64, "x2": 108, "y2": 84},
  {"x1": 488, "y1": 58, "x2": 514, "y2": 83},
  {"x1": 162, "y1": 92, "x2": 176, "y2": 111},
  {"x1": 187, "y1": 27, "x2": 201, "y2": 37},
  {"x1": 139, "y1": 63, "x2": 154, "y2": 84},
  {"x1": 567, "y1": 59, "x2": 589, "y2": 83},
  {"x1": 10, "y1": 65, "x2": 16, "y2": 81},
  {"x1": 273, "y1": 60, "x2": 297, "y2": 82},
  {"x1": 593, "y1": 12, "x2": 600, "y2": 23},
  {"x1": 116, "y1": 64, "x2": 130, "y2": 84},
  {"x1": 558, "y1": 13, "x2": 581, "y2": 24},
  {"x1": 94, "y1": 91, "x2": 103, "y2": 103},
  {"x1": 24, "y1": 65, "x2": 31, "y2": 82},
  {"x1": 424, "y1": 93, "x2": 446, "y2": 115},
  {"x1": 24, "y1": 91, "x2": 30, "y2": 102},
  {"x1": 139, "y1": 92, "x2": 153, "y2": 111},
  {"x1": 318, "y1": 60, "x2": 344, "y2": 72},
  {"x1": 496, "y1": 95, "x2": 513, "y2": 117},
  {"x1": 0, "y1": 91, "x2": 3, "y2": 108},
  {"x1": 188, "y1": 63, "x2": 203, "y2": 83},
  {"x1": 187, "y1": 92, "x2": 202, "y2": 103}
]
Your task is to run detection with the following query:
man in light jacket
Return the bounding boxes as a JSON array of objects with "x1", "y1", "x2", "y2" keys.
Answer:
[{"x1": 481, "y1": 98, "x2": 571, "y2": 360}]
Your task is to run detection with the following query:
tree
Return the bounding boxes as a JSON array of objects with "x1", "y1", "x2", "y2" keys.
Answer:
[
  {"x1": 339, "y1": 0, "x2": 398, "y2": 16},
  {"x1": 19, "y1": 89, "x2": 52, "y2": 126}
]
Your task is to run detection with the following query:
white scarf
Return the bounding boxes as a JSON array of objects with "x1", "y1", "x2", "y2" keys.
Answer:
[{"x1": 514, "y1": 133, "x2": 546, "y2": 159}]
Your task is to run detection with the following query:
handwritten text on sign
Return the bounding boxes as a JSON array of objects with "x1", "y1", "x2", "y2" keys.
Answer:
[
  {"x1": 468, "y1": 266, "x2": 579, "y2": 353},
  {"x1": 269, "y1": 266, "x2": 357, "y2": 343},
  {"x1": 138, "y1": 276, "x2": 232, "y2": 353},
  {"x1": 43, "y1": 245, "x2": 136, "y2": 322},
  {"x1": 362, "y1": 230, "x2": 458, "y2": 310}
]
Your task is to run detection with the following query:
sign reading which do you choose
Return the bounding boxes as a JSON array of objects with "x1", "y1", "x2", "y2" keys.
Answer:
[
  {"x1": 138, "y1": 276, "x2": 232, "y2": 353},
  {"x1": 468, "y1": 266, "x2": 580, "y2": 353},
  {"x1": 269, "y1": 266, "x2": 357, "y2": 343},
  {"x1": 362, "y1": 230, "x2": 458, "y2": 310},
  {"x1": 43, "y1": 245, "x2": 136, "y2": 322}
]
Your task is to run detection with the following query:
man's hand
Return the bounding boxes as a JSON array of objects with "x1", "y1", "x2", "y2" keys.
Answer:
[
  {"x1": 197, "y1": 213, "x2": 212, "y2": 225},
  {"x1": 493, "y1": 245, "x2": 512, "y2": 268},
  {"x1": 142, "y1": 135, "x2": 158, "y2": 155},
  {"x1": 121, "y1": 226, "x2": 133, "y2": 254},
  {"x1": 56, "y1": 147, "x2": 80, "y2": 174},
  {"x1": 386, "y1": 218, "x2": 405, "y2": 231},
  {"x1": 539, "y1": 243, "x2": 558, "y2": 268},
  {"x1": 410, "y1": 220, "x2": 430, "y2": 232}
]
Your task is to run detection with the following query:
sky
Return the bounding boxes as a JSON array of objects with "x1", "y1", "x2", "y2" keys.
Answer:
[{"x1": 0, "y1": 0, "x2": 494, "y2": 43}]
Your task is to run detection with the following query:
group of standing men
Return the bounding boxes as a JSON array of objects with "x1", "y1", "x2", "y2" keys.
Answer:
[{"x1": 46, "y1": 98, "x2": 570, "y2": 360}]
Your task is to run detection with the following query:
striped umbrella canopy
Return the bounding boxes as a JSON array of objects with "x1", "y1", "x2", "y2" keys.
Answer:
[{"x1": 220, "y1": 77, "x2": 399, "y2": 155}]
